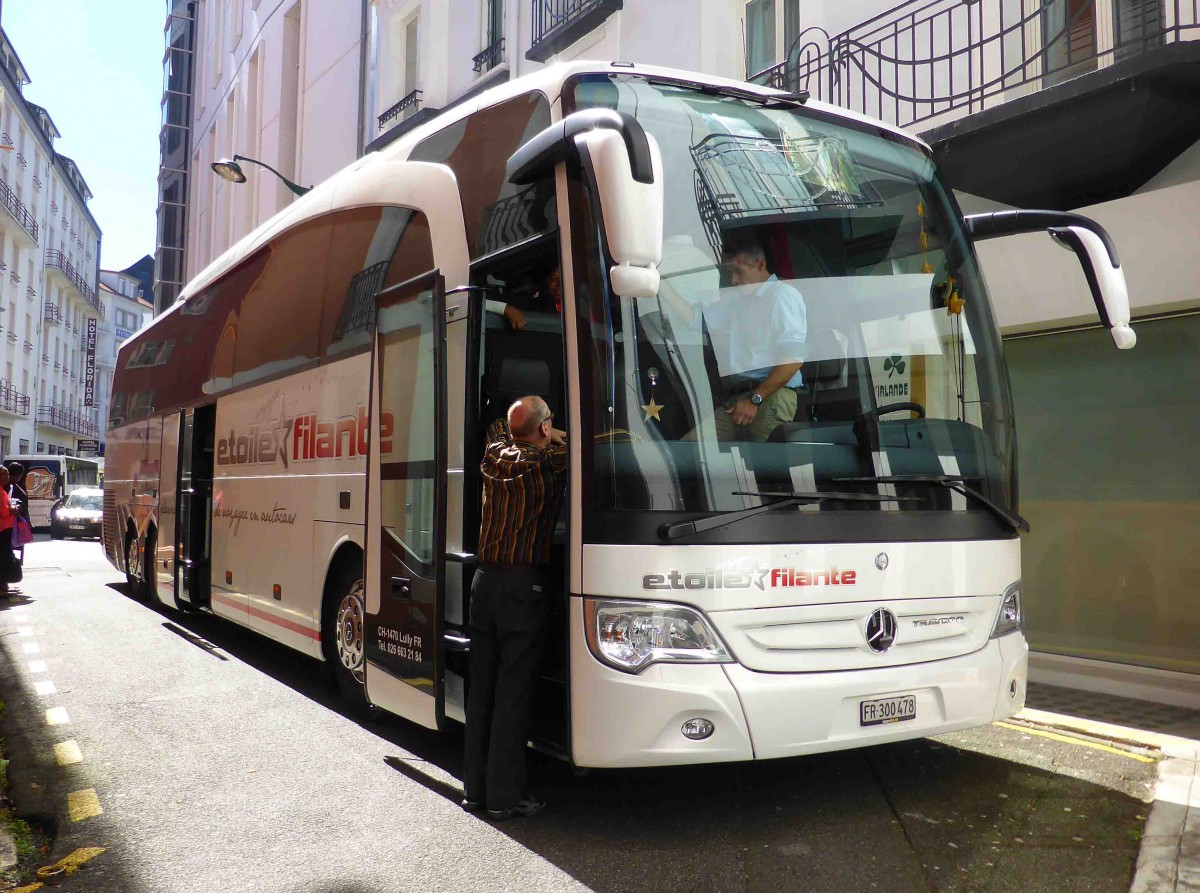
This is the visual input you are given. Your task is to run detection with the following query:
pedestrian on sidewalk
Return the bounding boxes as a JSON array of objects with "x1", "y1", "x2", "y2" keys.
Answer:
[
  {"x1": 0, "y1": 465, "x2": 18, "y2": 598},
  {"x1": 462, "y1": 395, "x2": 568, "y2": 821},
  {"x1": 6, "y1": 462, "x2": 30, "y2": 593}
]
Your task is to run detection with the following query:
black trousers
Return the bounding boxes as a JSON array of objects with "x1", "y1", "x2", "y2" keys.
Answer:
[{"x1": 463, "y1": 564, "x2": 554, "y2": 811}]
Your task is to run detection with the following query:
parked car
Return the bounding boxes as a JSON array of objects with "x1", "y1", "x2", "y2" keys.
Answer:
[{"x1": 50, "y1": 487, "x2": 103, "y2": 540}]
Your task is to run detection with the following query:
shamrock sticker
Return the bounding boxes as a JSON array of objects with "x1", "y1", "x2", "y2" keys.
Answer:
[{"x1": 884, "y1": 356, "x2": 906, "y2": 379}]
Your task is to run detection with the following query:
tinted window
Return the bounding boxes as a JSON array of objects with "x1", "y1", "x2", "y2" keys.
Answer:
[{"x1": 410, "y1": 92, "x2": 555, "y2": 257}]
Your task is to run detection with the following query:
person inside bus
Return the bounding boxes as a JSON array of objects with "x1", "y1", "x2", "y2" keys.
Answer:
[
  {"x1": 0, "y1": 465, "x2": 17, "y2": 598},
  {"x1": 485, "y1": 265, "x2": 563, "y2": 331},
  {"x1": 673, "y1": 238, "x2": 806, "y2": 442},
  {"x1": 463, "y1": 394, "x2": 567, "y2": 821}
]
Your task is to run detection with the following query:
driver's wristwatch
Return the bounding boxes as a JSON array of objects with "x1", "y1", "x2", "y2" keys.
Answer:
[{"x1": 750, "y1": 392, "x2": 764, "y2": 406}]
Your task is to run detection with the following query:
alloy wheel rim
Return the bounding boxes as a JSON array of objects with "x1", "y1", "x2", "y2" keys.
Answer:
[{"x1": 336, "y1": 580, "x2": 366, "y2": 684}]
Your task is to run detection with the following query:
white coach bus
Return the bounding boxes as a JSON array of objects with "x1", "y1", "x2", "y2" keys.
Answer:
[{"x1": 104, "y1": 62, "x2": 1134, "y2": 768}]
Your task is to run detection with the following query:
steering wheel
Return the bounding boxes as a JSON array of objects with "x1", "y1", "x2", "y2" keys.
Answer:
[{"x1": 855, "y1": 402, "x2": 926, "y2": 425}]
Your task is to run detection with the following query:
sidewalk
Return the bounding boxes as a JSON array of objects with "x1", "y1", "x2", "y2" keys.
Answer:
[{"x1": 1023, "y1": 682, "x2": 1200, "y2": 893}]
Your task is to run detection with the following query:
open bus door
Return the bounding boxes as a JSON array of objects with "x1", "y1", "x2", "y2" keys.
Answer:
[
  {"x1": 363, "y1": 271, "x2": 448, "y2": 729},
  {"x1": 356, "y1": 162, "x2": 470, "y2": 730}
]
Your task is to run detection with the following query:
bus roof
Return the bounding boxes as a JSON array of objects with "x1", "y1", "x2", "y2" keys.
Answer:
[{"x1": 126, "y1": 60, "x2": 926, "y2": 362}]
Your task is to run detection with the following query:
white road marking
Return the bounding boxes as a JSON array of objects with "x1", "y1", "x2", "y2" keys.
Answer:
[
  {"x1": 28, "y1": 659, "x2": 47, "y2": 673},
  {"x1": 54, "y1": 740, "x2": 83, "y2": 766},
  {"x1": 34, "y1": 679, "x2": 57, "y2": 696},
  {"x1": 21, "y1": 642, "x2": 40, "y2": 654},
  {"x1": 45, "y1": 707, "x2": 70, "y2": 726},
  {"x1": 16, "y1": 626, "x2": 32, "y2": 636}
]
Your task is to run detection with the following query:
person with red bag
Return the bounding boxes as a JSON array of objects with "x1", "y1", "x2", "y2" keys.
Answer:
[{"x1": 0, "y1": 465, "x2": 18, "y2": 597}]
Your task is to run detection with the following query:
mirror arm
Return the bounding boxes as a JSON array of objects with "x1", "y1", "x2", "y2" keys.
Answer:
[
  {"x1": 963, "y1": 210, "x2": 1120, "y2": 267},
  {"x1": 506, "y1": 109, "x2": 654, "y2": 186}
]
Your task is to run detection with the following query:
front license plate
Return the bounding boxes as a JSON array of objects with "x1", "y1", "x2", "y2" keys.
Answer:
[
  {"x1": 860, "y1": 694, "x2": 917, "y2": 726},
  {"x1": 70, "y1": 525, "x2": 85, "y2": 530}
]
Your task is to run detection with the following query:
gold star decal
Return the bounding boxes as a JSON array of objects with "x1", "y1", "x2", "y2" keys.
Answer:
[
  {"x1": 946, "y1": 290, "x2": 965, "y2": 316},
  {"x1": 641, "y1": 398, "x2": 664, "y2": 422}
]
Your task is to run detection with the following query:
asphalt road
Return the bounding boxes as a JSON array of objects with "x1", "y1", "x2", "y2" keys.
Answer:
[{"x1": 0, "y1": 538, "x2": 1159, "y2": 893}]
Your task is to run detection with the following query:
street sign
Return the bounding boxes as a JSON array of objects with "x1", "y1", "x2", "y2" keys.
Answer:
[
  {"x1": 77, "y1": 438, "x2": 100, "y2": 452},
  {"x1": 84, "y1": 318, "x2": 98, "y2": 407}
]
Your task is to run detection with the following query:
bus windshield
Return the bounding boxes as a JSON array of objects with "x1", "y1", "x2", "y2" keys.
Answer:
[{"x1": 570, "y1": 75, "x2": 1015, "y2": 535}]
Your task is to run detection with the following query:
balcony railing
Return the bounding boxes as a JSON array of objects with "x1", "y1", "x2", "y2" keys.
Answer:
[
  {"x1": 15, "y1": 152, "x2": 26, "y2": 169},
  {"x1": 749, "y1": 0, "x2": 1200, "y2": 131},
  {"x1": 473, "y1": 38, "x2": 505, "y2": 73},
  {"x1": 26, "y1": 286, "x2": 35, "y2": 300},
  {"x1": 0, "y1": 178, "x2": 38, "y2": 243},
  {"x1": 44, "y1": 303, "x2": 62, "y2": 326},
  {"x1": 9, "y1": 270, "x2": 18, "y2": 285},
  {"x1": 45, "y1": 249, "x2": 102, "y2": 314},
  {"x1": 37, "y1": 402, "x2": 98, "y2": 438},
  {"x1": 529, "y1": 0, "x2": 622, "y2": 62},
  {"x1": 32, "y1": 174, "x2": 41, "y2": 190},
  {"x1": 378, "y1": 90, "x2": 422, "y2": 129},
  {"x1": 22, "y1": 340, "x2": 33, "y2": 353},
  {"x1": 0, "y1": 380, "x2": 30, "y2": 417},
  {"x1": 5, "y1": 332, "x2": 15, "y2": 344}
]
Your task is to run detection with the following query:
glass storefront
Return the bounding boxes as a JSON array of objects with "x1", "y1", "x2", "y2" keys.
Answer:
[{"x1": 1006, "y1": 314, "x2": 1200, "y2": 673}]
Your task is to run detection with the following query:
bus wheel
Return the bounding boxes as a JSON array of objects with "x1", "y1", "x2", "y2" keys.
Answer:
[
  {"x1": 124, "y1": 532, "x2": 141, "y2": 594},
  {"x1": 323, "y1": 564, "x2": 368, "y2": 708},
  {"x1": 142, "y1": 529, "x2": 161, "y2": 608}
]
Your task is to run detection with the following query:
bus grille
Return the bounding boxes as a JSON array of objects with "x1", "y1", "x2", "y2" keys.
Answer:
[{"x1": 102, "y1": 487, "x2": 118, "y2": 552}]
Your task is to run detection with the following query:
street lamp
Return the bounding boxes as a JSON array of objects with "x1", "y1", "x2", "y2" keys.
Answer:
[{"x1": 210, "y1": 154, "x2": 311, "y2": 197}]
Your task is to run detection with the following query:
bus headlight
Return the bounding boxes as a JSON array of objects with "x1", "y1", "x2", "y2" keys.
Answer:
[
  {"x1": 990, "y1": 582, "x2": 1022, "y2": 638},
  {"x1": 583, "y1": 598, "x2": 732, "y2": 674}
]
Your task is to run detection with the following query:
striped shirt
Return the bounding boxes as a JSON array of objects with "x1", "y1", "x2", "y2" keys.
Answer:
[{"x1": 478, "y1": 418, "x2": 568, "y2": 565}]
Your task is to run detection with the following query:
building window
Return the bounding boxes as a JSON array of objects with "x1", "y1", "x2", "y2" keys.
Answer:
[
  {"x1": 745, "y1": 0, "x2": 802, "y2": 77},
  {"x1": 474, "y1": 0, "x2": 504, "y2": 74}
]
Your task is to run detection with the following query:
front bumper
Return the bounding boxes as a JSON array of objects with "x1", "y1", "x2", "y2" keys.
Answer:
[{"x1": 569, "y1": 598, "x2": 1028, "y2": 768}]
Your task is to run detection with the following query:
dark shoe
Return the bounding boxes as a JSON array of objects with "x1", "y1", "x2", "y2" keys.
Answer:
[
  {"x1": 486, "y1": 794, "x2": 545, "y2": 821},
  {"x1": 461, "y1": 797, "x2": 483, "y2": 813}
]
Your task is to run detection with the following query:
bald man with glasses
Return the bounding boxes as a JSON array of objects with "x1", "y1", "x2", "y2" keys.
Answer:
[{"x1": 463, "y1": 395, "x2": 567, "y2": 821}]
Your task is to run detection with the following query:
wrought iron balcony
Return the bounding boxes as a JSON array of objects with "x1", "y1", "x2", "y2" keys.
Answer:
[
  {"x1": 5, "y1": 332, "x2": 15, "y2": 344},
  {"x1": 749, "y1": 0, "x2": 1200, "y2": 131},
  {"x1": 41, "y1": 354, "x2": 48, "y2": 365},
  {"x1": 528, "y1": 0, "x2": 623, "y2": 62},
  {"x1": 50, "y1": 200, "x2": 58, "y2": 214},
  {"x1": 37, "y1": 402, "x2": 98, "y2": 438},
  {"x1": 9, "y1": 270, "x2": 18, "y2": 285},
  {"x1": 0, "y1": 179, "x2": 39, "y2": 243},
  {"x1": 44, "y1": 303, "x2": 62, "y2": 326},
  {"x1": 32, "y1": 174, "x2": 41, "y2": 190},
  {"x1": 45, "y1": 249, "x2": 102, "y2": 313},
  {"x1": 0, "y1": 380, "x2": 30, "y2": 417},
  {"x1": 15, "y1": 152, "x2": 26, "y2": 169},
  {"x1": 378, "y1": 90, "x2": 422, "y2": 129},
  {"x1": 473, "y1": 38, "x2": 505, "y2": 73},
  {"x1": 26, "y1": 286, "x2": 35, "y2": 300}
]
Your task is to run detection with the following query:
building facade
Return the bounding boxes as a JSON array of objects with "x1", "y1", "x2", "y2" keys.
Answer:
[
  {"x1": 0, "y1": 24, "x2": 103, "y2": 459},
  {"x1": 164, "y1": 0, "x2": 751, "y2": 294}
]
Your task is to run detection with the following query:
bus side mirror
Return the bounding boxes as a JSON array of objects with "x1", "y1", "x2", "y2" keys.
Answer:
[
  {"x1": 507, "y1": 109, "x2": 664, "y2": 300},
  {"x1": 963, "y1": 210, "x2": 1135, "y2": 350}
]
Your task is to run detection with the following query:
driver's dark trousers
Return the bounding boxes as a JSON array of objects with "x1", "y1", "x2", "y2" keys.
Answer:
[{"x1": 463, "y1": 563, "x2": 554, "y2": 812}]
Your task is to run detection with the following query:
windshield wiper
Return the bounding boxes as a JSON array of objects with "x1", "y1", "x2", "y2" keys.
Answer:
[
  {"x1": 834, "y1": 475, "x2": 1030, "y2": 534},
  {"x1": 659, "y1": 490, "x2": 919, "y2": 541}
]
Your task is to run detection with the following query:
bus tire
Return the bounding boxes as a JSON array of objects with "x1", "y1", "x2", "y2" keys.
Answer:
[
  {"x1": 322, "y1": 560, "x2": 369, "y2": 710},
  {"x1": 142, "y1": 528, "x2": 162, "y2": 608},
  {"x1": 123, "y1": 530, "x2": 140, "y2": 593}
]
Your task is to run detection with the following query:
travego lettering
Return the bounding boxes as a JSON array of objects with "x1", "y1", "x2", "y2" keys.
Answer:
[{"x1": 216, "y1": 405, "x2": 394, "y2": 467}]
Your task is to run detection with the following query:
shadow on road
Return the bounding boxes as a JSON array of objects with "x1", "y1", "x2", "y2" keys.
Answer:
[{"x1": 100, "y1": 582, "x2": 1152, "y2": 893}]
